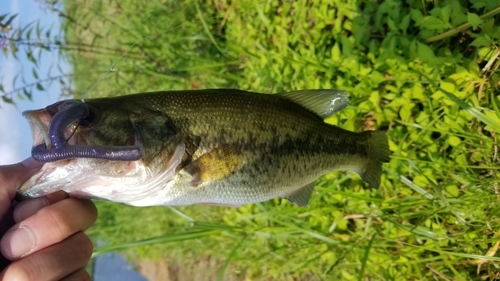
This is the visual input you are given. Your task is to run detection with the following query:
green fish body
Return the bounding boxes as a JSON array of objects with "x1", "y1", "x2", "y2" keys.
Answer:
[{"x1": 20, "y1": 89, "x2": 390, "y2": 206}]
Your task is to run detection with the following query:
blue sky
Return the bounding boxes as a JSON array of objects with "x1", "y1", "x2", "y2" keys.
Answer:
[{"x1": 0, "y1": 0, "x2": 64, "y2": 165}]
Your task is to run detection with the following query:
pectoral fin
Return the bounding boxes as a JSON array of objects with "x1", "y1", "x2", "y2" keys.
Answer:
[
  {"x1": 284, "y1": 181, "x2": 316, "y2": 207},
  {"x1": 185, "y1": 146, "x2": 246, "y2": 186}
]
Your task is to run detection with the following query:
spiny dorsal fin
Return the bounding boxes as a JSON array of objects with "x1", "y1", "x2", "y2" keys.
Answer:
[
  {"x1": 279, "y1": 90, "x2": 349, "y2": 119},
  {"x1": 284, "y1": 181, "x2": 316, "y2": 207}
]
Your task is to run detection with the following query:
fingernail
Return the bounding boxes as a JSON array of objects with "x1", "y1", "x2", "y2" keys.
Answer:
[
  {"x1": 1, "y1": 225, "x2": 37, "y2": 259},
  {"x1": 14, "y1": 197, "x2": 49, "y2": 223},
  {"x1": 20, "y1": 157, "x2": 43, "y2": 169}
]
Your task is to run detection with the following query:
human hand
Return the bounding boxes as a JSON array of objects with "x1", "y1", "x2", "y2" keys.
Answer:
[{"x1": 0, "y1": 158, "x2": 98, "y2": 280}]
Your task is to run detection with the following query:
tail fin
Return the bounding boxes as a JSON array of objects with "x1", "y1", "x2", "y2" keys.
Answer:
[{"x1": 357, "y1": 131, "x2": 390, "y2": 188}]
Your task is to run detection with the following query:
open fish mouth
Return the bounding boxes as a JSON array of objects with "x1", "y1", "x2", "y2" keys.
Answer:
[
  {"x1": 22, "y1": 100, "x2": 144, "y2": 163},
  {"x1": 23, "y1": 108, "x2": 53, "y2": 151},
  {"x1": 20, "y1": 101, "x2": 88, "y2": 198},
  {"x1": 22, "y1": 100, "x2": 86, "y2": 153},
  {"x1": 18, "y1": 142, "x2": 185, "y2": 206},
  {"x1": 19, "y1": 100, "x2": 178, "y2": 204}
]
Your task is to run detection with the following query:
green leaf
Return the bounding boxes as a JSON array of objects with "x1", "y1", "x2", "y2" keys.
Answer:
[
  {"x1": 4, "y1": 14, "x2": 18, "y2": 27},
  {"x1": 456, "y1": 153, "x2": 467, "y2": 166},
  {"x1": 23, "y1": 88, "x2": 32, "y2": 101},
  {"x1": 420, "y1": 16, "x2": 445, "y2": 30},
  {"x1": 486, "y1": 0, "x2": 499, "y2": 9},
  {"x1": 470, "y1": 34, "x2": 492, "y2": 47},
  {"x1": 1, "y1": 96, "x2": 14, "y2": 104},
  {"x1": 478, "y1": 47, "x2": 495, "y2": 60},
  {"x1": 409, "y1": 39, "x2": 418, "y2": 58},
  {"x1": 450, "y1": 1, "x2": 467, "y2": 26},
  {"x1": 482, "y1": 18, "x2": 495, "y2": 34},
  {"x1": 400, "y1": 102, "x2": 414, "y2": 121},
  {"x1": 26, "y1": 27, "x2": 32, "y2": 39},
  {"x1": 471, "y1": 0, "x2": 487, "y2": 9},
  {"x1": 441, "y1": 88, "x2": 500, "y2": 131},
  {"x1": 27, "y1": 51, "x2": 37, "y2": 65},
  {"x1": 440, "y1": 4, "x2": 452, "y2": 23},
  {"x1": 399, "y1": 14, "x2": 410, "y2": 34},
  {"x1": 448, "y1": 136, "x2": 461, "y2": 147},
  {"x1": 36, "y1": 83, "x2": 44, "y2": 91},
  {"x1": 494, "y1": 27, "x2": 500, "y2": 39},
  {"x1": 417, "y1": 42, "x2": 435, "y2": 62},
  {"x1": 468, "y1": 59, "x2": 480, "y2": 78},
  {"x1": 358, "y1": 232, "x2": 377, "y2": 281},
  {"x1": 411, "y1": 83, "x2": 425, "y2": 100},
  {"x1": 387, "y1": 17, "x2": 397, "y2": 31},
  {"x1": 467, "y1": 13, "x2": 482, "y2": 30},
  {"x1": 400, "y1": 176, "x2": 435, "y2": 200},
  {"x1": 445, "y1": 185, "x2": 460, "y2": 197},
  {"x1": 331, "y1": 43, "x2": 341, "y2": 63},
  {"x1": 410, "y1": 9, "x2": 423, "y2": 24},
  {"x1": 440, "y1": 79, "x2": 456, "y2": 93},
  {"x1": 484, "y1": 110, "x2": 500, "y2": 125}
]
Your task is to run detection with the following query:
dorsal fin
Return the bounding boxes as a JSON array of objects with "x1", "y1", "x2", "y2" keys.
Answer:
[{"x1": 279, "y1": 90, "x2": 349, "y2": 118}]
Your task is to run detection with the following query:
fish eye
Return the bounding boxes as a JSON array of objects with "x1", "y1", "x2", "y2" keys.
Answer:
[{"x1": 79, "y1": 105, "x2": 96, "y2": 126}]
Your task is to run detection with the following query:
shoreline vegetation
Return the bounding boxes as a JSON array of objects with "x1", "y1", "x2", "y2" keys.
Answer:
[{"x1": 2, "y1": 0, "x2": 500, "y2": 279}]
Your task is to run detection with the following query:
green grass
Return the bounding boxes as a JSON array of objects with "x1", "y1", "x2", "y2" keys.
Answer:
[{"x1": 8, "y1": 0, "x2": 500, "y2": 279}]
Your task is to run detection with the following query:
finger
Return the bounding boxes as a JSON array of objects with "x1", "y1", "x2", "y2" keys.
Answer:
[
  {"x1": 60, "y1": 268, "x2": 92, "y2": 281},
  {"x1": 0, "y1": 205, "x2": 15, "y2": 270},
  {"x1": 13, "y1": 191, "x2": 70, "y2": 222},
  {"x1": 1, "y1": 198, "x2": 97, "y2": 260},
  {"x1": 0, "y1": 232, "x2": 93, "y2": 281},
  {"x1": 0, "y1": 158, "x2": 43, "y2": 218}
]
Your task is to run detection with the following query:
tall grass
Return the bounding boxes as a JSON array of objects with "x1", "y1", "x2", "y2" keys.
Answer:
[{"x1": 55, "y1": 0, "x2": 500, "y2": 279}]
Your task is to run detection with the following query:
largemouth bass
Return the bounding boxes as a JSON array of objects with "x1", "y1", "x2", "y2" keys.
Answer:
[{"x1": 19, "y1": 89, "x2": 390, "y2": 206}]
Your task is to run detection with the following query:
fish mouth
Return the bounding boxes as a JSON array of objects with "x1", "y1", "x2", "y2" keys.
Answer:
[
  {"x1": 22, "y1": 100, "x2": 83, "y2": 151},
  {"x1": 19, "y1": 142, "x2": 185, "y2": 204},
  {"x1": 19, "y1": 101, "x2": 83, "y2": 197},
  {"x1": 23, "y1": 109, "x2": 54, "y2": 150},
  {"x1": 23, "y1": 100, "x2": 144, "y2": 163},
  {"x1": 18, "y1": 158, "x2": 76, "y2": 199}
]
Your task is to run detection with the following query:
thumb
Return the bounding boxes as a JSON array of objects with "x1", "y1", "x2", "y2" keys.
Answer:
[
  {"x1": 0, "y1": 158, "x2": 43, "y2": 218},
  {"x1": 20, "y1": 158, "x2": 44, "y2": 170}
]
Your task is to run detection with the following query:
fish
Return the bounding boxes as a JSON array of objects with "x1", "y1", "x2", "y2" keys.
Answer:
[{"x1": 18, "y1": 89, "x2": 390, "y2": 207}]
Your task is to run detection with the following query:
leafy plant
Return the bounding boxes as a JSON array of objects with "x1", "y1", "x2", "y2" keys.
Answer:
[{"x1": 2, "y1": 0, "x2": 500, "y2": 279}]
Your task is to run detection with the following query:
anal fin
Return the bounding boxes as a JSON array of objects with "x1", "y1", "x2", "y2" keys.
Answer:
[{"x1": 284, "y1": 181, "x2": 316, "y2": 207}]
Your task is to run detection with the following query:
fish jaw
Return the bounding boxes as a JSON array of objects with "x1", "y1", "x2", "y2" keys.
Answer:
[
  {"x1": 18, "y1": 158, "x2": 148, "y2": 198},
  {"x1": 23, "y1": 102, "x2": 88, "y2": 151},
  {"x1": 18, "y1": 158, "x2": 165, "y2": 204},
  {"x1": 22, "y1": 109, "x2": 53, "y2": 149}
]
